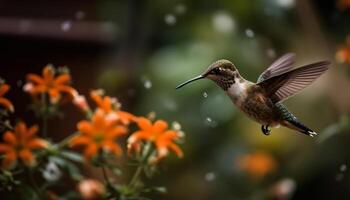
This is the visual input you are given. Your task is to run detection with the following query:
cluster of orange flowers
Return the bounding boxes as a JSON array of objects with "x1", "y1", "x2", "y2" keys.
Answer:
[
  {"x1": 0, "y1": 65, "x2": 183, "y2": 170},
  {"x1": 70, "y1": 89, "x2": 183, "y2": 161}
]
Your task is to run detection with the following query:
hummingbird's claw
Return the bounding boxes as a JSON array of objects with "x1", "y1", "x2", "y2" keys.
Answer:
[{"x1": 261, "y1": 125, "x2": 271, "y2": 136}]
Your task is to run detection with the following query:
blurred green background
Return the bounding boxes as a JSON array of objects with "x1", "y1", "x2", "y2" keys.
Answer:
[{"x1": 1, "y1": 0, "x2": 350, "y2": 199}]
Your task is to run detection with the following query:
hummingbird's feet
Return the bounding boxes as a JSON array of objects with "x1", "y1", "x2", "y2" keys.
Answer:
[{"x1": 261, "y1": 125, "x2": 271, "y2": 136}]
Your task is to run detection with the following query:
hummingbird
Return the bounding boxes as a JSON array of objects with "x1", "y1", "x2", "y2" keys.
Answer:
[{"x1": 176, "y1": 53, "x2": 330, "y2": 137}]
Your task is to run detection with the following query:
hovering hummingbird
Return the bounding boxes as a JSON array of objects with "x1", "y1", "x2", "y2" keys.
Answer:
[{"x1": 176, "y1": 53, "x2": 330, "y2": 137}]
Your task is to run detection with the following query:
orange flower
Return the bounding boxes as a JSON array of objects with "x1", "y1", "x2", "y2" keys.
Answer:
[
  {"x1": 128, "y1": 117, "x2": 183, "y2": 160},
  {"x1": 235, "y1": 151, "x2": 277, "y2": 179},
  {"x1": 0, "y1": 83, "x2": 14, "y2": 112},
  {"x1": 25, "y1": 65, "x2": 77, "y2": 104},
  {"x1": 90, "y1": 90, "x2": 136, "y2": 125},
  {"x1": 70, "y1": 110, "x2": 127, "y2": 160},
  {"x1": 0, "y1": 122, "x2": 48, "y2": 169}
]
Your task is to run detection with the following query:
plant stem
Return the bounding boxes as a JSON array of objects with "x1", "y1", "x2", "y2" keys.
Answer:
[
  {"x1": 102, "y1": 166, "x2": 112, "y2": 186},
  {"x1": 41, "y1": 93, "x2": 48, "y2": 138},
  {"x1": 58, "y1": 131, "x2": 80, "y2": 148},
  {"x1": 128, "y1": 164, "x2": 143, "y2": 188},
  {"x1": 128, "y1": 142, "x2": 153, "y2": 188}
]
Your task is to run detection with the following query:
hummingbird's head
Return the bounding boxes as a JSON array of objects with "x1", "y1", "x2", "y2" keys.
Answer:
[{"x1": 176, "y1": 59, "x2": 240, "y2": 90}]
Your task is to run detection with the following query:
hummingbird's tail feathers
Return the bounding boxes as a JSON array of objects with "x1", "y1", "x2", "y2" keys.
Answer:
[{"x1": 282, "y1": 119, "x2": 318, "y2": 137}]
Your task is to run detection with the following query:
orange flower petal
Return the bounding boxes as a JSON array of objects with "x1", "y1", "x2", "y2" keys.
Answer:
[
  {"x1": 26, "y1": 125, "x2": 39, "y2": 139},
  {"x1": 84, "y1": 143, "x2": 99, "y2": 160},
  {"x1": 0, "y1": 144, "x2": 11, "y2": 153},
  {"x1": 19, "y1": 149, "x2": 36, "y2": 166},
  {"x1": 70, "y1": 135, "x2": 92, "y2": 147},
  {"x1": 102, "y1": 140, "x2": 122, "y2": 156},
  {"x1": 29, "y1": 85, "x2": 47, "y2": 94},
  {"x1": 102, "y1": 97, "x2": 112, "y2": 112},
  {"x1": 117, "y1": 111, "x2": 136, "y2": 125},
  {"x1": 27, "y1": 74, "x2": 45, "y2": 85},
  {"x1": 26, "y1": 138, "x2": 48, "y2": 149},
  {"x1": 48, "y1": 88, "x2": 61, "y2": 103},
  {"x1": 0, "y1": 84, "x2": 10, "y2": 96},
  {"x1": 2, "y1": 150, "x2": 17, "y2": 169},
  {"x1": 77, "y1": 121, "x2": 94, "y2": 136},
  {"x1": 3, "y1": 131, "x2": 17, "y2": 146},
  {"x1": 136, "y1": 117, "x2": 152, "y2": 131},
  {"x1": 156, "y1": 146, "x2": 168, "y2": 160},
  {"x1": 56, "y1": 85, "x2": 77, "y2": 97},
  {"x1": 128, "y1": 131, "x2": 151, "y2": 144},
  {"x1": 0, "y1": 97, "x2": 14, "y2": 112},
  {"x1": 92, "y1": 110, "x2": 105, "y2": 130},
  {"x1": 15, "y1": 122, "x2": 27, "y2": 143},
  {"x1": 168, "y1": 143, "x2": 183, "y2": 158},
  {"x1": 90, "y1": 90, "x2": 104, "y2": 108},
  {"x1": 43, "y1": 66, "x2": 55, "y2": 82},
  {"x1": 153, "y1": 120, "x2": 168, "y2": 133},
  {"x1": 54, "y1": 74, "x2": 71, "y2": 85},
  {"x1": 106, "y1": 126, "x2": 127, "y2": 139}
]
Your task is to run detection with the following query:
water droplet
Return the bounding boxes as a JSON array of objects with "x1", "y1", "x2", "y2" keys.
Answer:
[
  {"x1": 174, "y1": 4, "x2": 186, "y2": 15},
  {"x1": 203, "y1": 92, "x2": 208, "y2": 98},
  {"x1": 205, "y1": 172, "x2": 216, "y2": 182},
  {"x1": 143, "y1": 79, "x2": 152, "y2": 89},
  {"x1": 164, "y1": 14, "x2": 177, "y2": 26},
  {"x1": 75, "y1": 11, "x2": 85, "y2": 20},
  {"x1": 245, "y1": 29, "x2": 254, "y2": 38},
  {"x1": 61, "y1": 21, "x2": 72, "y2": 32},
  {"x1": 204, "y1": 117, "x2": 218, "y2": 128},
  {"x1": 212, "y1": 11, "x2": 235, "y2": 34},
  {"x1": 206, "y1": 117, "x2": 212, "y2": 123},
  {"x1": 340, "y1": 164, "x2": 347, "y2": 172}
]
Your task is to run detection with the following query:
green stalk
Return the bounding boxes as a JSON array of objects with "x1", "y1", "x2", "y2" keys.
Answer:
[
  {"x1": 128, "y1": 142, "x2": 153, "y2": 188},
  {"x1": 41, "y1": 93, "x2": 48, "y2": 138}
]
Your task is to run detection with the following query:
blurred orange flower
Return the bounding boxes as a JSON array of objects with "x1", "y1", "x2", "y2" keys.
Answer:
[
  {"x1": 70, "y1": 110, "x2": 127, "y2": 160},
  {"x1": 336, "y1": 46, "x2": 350, "y2": 64},
  {"x1": 0, "y1": 122, "x2": 48, "y2": 169},
  {"x1": 90, "y1": 90, "x2": 136, "y2": 125},
  {"x1": 128, "y1": 117, "x2": 183, "y2": 161},
  {"x1": 235, "y1": 151, "x2": 277, "y2": 179},
  {"x1": 24, "y1": 65, "x2": 77, "y2": 104},
  {"x1": 0, "y1": 83, "x2": 14, "y2": 112}
]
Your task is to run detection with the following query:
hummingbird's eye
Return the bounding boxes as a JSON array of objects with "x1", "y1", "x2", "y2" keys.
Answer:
[{"x1": 211, "y1": 68, "x2": 222, "y2": 75}]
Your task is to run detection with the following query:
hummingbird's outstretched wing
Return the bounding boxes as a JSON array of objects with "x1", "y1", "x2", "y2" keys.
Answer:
[
  {"x1": 257, "y1": 53, "x2": 295, "y2": 83},
  {"x1": 258, "y1": 61, "x2": 330, "y2": 103}
]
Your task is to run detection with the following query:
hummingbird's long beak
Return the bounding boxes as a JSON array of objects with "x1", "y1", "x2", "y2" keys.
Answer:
[{"x1": 176, "y1": 75, "x2": 204, "y2": 89}]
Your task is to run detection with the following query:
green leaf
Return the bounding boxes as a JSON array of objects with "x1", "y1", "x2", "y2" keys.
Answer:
[{"x1": 60, "y1": 151, "x2": 83, "y2": 162}]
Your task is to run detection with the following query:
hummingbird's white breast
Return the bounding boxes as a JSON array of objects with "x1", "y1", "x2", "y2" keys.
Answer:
[{"x1": 226, "y1": 78, "x2": 249, "y2": 101}]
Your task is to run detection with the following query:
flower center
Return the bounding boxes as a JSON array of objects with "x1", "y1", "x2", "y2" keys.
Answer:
[{"x1": 94, "y1": 133, "x2": 105, "y2": 144}]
